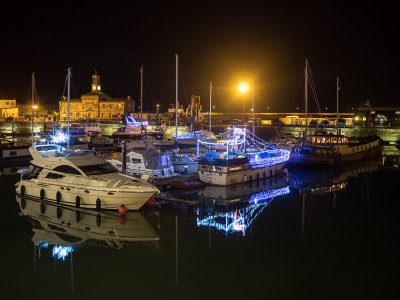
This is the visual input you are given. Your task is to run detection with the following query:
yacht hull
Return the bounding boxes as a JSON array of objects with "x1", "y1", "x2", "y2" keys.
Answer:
[
  {"x1": 198, "y1": 162, "x2": 286, "y2": 186},
  {"x1": 16, "y1": 180, "x2": 155, "y2": 210}
]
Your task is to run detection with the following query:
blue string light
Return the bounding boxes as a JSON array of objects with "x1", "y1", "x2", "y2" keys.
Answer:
[{"x1": 50, "y1": 129, "x2": 70, "y2": 144}]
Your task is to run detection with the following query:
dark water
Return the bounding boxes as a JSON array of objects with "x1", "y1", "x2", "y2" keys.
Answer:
[{"x1": 1, "y1": 150, "x2": 400, "y2": 299}]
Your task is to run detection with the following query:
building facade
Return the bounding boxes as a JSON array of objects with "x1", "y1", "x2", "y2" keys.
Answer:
[
  {"x1": 0, "y1": 99, "x2": 18, "y2": 118},
  {"x1": 59, "y1": 71, "x2": 134, "y2": 121}
]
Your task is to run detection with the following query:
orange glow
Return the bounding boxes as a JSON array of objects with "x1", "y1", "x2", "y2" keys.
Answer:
[{"x1": 238, "y1": 81, "x2": 250, "y2": 94}]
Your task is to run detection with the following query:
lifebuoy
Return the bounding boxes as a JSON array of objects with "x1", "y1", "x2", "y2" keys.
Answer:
[
  {"x1": 40, "y1": 189, "x2": 45, "y2": 200},
  {"x1": 56, "y1": 191, "x2": 61, "y2": 203},
  {"x1": 96, "y1": 198, "x2": 101, "y2": 211},
  {"x1": 230, "y1": 179, "x2": 237, "y2": 184},
  {"x1": 76, "y1": 196, "x2": 81, "y2": 208}
]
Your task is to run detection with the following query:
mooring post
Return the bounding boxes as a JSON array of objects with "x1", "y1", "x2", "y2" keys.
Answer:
[{"x1": 122, "y1": 141, "x2": 127, "y2": 174}]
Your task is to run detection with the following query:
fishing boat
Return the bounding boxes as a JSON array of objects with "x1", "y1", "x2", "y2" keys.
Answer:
[
  {"x1": 108, "y1": 148, "x2": 177, "y2": 179},
  {"x1": 15, "y1": 144, "x2": 159, "y2": 210},
  {"x1": 197, "y1": 127, "x2": 290, "y2": 186}
]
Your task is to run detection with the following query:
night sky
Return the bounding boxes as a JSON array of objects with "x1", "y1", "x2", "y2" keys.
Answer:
[{"x1": 1, "y1": 1, "x2": 398, "y2": 113}]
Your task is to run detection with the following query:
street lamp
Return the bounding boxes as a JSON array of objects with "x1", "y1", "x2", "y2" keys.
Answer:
[{"x1": 238, "y1": 81, "x2": 250, "y2": 126}]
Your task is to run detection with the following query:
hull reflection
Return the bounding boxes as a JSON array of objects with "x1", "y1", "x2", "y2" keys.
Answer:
[
  {"x1": 194, "y1": 177, "x2": 290, "y2": 236},
  {"x1": 288, "y1": 157, "x2": 382, "y2": 194},
  {"x1": 16, "y1": 195, "x2": 161, "y2": 258}
]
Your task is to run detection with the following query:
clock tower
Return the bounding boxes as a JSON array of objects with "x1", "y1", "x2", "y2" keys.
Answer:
[{"x1": 91, "y1": 70, "x2": 101, "y2": 91}]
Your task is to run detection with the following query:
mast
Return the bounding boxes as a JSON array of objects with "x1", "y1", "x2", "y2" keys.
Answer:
[
  {"x1": 252, "y1": 79, "x2": 255, "y2": 135},
  {"x1": 31, "y1": 72, "x2": 35, "y2": 145},
  {"x1": 140, "y1": 65, "x2": 143, "y2": 120},
  {"x1": 336, "y1": 76, "x2": 339, "y2": 134},
  {"x1": 175, "y1": 54, "x2": 179, "y2": 139},
  {"x1": 67, "y1": 67, "x2": 71, "y2": 150},
  {"x1": 304, "y1": 59, "x2": 308, "y2": 139},
  {"x1": 209, "y1": 81, "x2": 212, "y2": 139}
]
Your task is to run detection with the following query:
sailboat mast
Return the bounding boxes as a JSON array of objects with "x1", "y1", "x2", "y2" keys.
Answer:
[
  {"x1": 31, "y1": 72, "x2": 35, "y2": 145},
  {"x1": 175, "y1": 54, "x2": 179, "y2": 139},
  {"x1": 209, "y1": 81, "x2": 212, "y2": 139},
  {"x1": 252, "y1": 79, "x2": 255, "y2": 135},
  {"x1": 140, "y1": 65, "x2": 143, "y2": 120},
  {"x1": 336, "y1": 76, "x2": 339, "y2": 133},
  {"x1": 67, "y1": 67, "x2": 71, "y2": 150},
  {"x1": 304, "y1": 59, "x2": 308, "y2": 139}
]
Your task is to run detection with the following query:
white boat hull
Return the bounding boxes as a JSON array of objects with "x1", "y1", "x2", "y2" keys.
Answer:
[
  {"x1": 198, "y1": 162, "x2": 286, "y2": 186},
  {"x1": 16, "y1": 180, "x2": 155, "y2": 210}
]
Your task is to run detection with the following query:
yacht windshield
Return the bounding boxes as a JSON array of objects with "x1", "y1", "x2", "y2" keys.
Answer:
[{"x1": 79, "y1": 163, "x2": 118, "y2": 176}]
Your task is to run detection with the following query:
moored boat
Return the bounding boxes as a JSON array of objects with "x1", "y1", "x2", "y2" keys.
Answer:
[
  {"x1": 288, "y1": 131, "x2": 383, "y2": 167},
  {"x1": 197, "y1": 127, "x2": 290, "y2": 186},
  {"x1": 15, "y1": 144, "x2": 159, "y2": 210}
]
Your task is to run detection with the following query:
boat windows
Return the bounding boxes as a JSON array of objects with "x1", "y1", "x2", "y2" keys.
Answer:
[
  {"x1": 22, "y1": 164, "x2": 43, "y2": 180},
  {"x1": 46, "y1": 172, "x2": 65, "y2": 179},
  {"x1": 131, "y1": 158, "x2": 141, "y2": 163},
  {"x1": 79, "y1": 163, "x2": 118, "y2": 176},
  {"x1": 53, "y1": 165, "x2": 82, "y2": 175},
  {"x1": 9, "y1": 151, "x2": 17, "y2": 156}
]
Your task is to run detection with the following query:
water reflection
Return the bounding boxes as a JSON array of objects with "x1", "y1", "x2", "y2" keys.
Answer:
[
  {"x1": 192, "y1": 177, "x2": 290, "y2": 236},
  {"x1": 16, "y1": 195, "x2": 161, "y2": 257},
  {"x1": 196, "y1": 186, "x2": 290, "y2": 235},
  {"x1": 288, "y1": 157, "x2": 382, "y2": 194}
]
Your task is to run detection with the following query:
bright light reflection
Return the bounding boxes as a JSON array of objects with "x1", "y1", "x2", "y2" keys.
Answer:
[
  {"x1": 196, "y1": 186, "x2": 290, "y2": 236},
  {"x1": 52, "y1": 245, "x2": 74, "y2": 260}
]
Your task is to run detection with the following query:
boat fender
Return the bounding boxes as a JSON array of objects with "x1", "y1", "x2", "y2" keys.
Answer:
[
  {"x1": 75, "y1": 211, "x2": 80, "y2": 222},
  {"x1": 20, "y1": 197, "x2": 26, "y2": 209},
  {"x1": 56, "y1": 191, "x2": 62, "y2": 204},
  {"x1": 119, "y1": 204, "x2": 127, "y2": 215},
  {"x1": 96, "y1": 214, "x2": 101, "y2": 227},
  {"x1": 56, "y1": 207, "x2": 62, "y2": 219},
  {"x1": 40, "y1": 189, "x2": 45, "y2": 201},
  {"x1": 76, "y1": 196, "x2": 81, "y2": 208},
  {"x1": 96, "y1": 198, "x2": 101, "y2": 211},
  {"x1": 20, "y1": 185, "x2": 25, "y2": 196},
  {"x1": 40, "y1": 203, "x2": 45, "y2": 214},
  {"x1": 230, "y1": 179, "x2": 237, "y2": 184}
]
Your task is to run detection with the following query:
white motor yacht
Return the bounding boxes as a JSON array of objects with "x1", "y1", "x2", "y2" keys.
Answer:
[{"x1": 15, "y1": 144, "x2": 159, "y2": 210}]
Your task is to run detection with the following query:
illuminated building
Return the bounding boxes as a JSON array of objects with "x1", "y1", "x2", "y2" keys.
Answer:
[
  {"x1": 59, "y1": 71, "x2": 134, "y2": 121},
  {"x1": 0, "y1": 99, "x2": 18, "y2": 119}
]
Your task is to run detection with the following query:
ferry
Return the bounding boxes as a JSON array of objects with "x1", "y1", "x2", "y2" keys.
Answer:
[
  {"x1": 288, "y1": 131, "x2": 383, "y2": 166},
  {"x1": 15, "y1": 144, "x2": 159, "y2": 210},
  {"x1": 197, "y1": 128, "x2": 290, "y2": 186}
]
